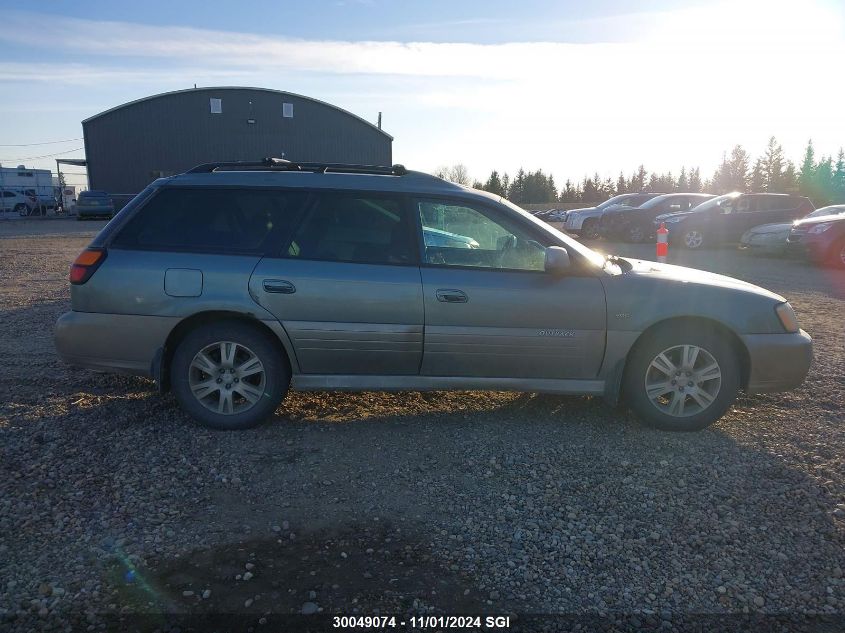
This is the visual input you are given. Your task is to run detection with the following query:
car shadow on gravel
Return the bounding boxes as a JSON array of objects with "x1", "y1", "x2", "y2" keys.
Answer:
[{"x1": 103, "y1": 521, "x2": 499, "y2": 631}]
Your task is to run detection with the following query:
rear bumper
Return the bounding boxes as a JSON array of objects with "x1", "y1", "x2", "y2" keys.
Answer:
[
  {"x1": 54, "y1": 311, "x2": 177, "y2": 377},
  {"x1": 76, "y1": 206, "x2": 114, "y2": 217},
  {"x1": 741, "y1": 329, "x2": 813, "y2": 394}
]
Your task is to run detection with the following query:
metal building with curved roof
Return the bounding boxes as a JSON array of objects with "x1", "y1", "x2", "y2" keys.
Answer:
[{"x1": 82, "y1": 87, "x2": 392, "y2": 195}]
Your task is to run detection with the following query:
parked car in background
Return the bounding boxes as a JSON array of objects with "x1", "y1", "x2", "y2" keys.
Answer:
[
  {"x1": 55, "y1": 159, "x2": 812, "y2": 433},
  {"x1": 787, "y1": 210, "x2": 845, "y2": 268},
  {"x1": 563, "y1": 193, "x2": 664, "y2": 239},
  {"x1": 601, "y1": 193, "x2": 714, "y2": 242},
  {"x1": 741, "y1": 205, "x2": 845, "y2": 255},
  {"x1": 655, "y1": 193, "x2": 814, "y2": 249},
  {"x1": 75, "y1": 190, "x2": 115, "y2": 220},
  {"x1": 534, "y1": 208, "x2": 570, "y2": 223},
  {"x1": 0, "y1": 190, "x2": 37, "y2": 216}
]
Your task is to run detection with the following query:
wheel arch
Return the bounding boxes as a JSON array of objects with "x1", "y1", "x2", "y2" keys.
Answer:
[
  {"x1": 155, "y1": 310, "x2": 293, "y2": 393},
  {"x1": 617, "y1": 316, "x2": 751, "y2": 402}
]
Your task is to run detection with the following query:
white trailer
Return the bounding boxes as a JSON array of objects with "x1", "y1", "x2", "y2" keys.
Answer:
[{"x1": 0, "y1": 165, "x2": 59, "y2": 212}]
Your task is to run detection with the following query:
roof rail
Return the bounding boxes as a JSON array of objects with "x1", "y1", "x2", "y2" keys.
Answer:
[{"x1": 186, "y1": 158, "x2": 408, "y2": 176}]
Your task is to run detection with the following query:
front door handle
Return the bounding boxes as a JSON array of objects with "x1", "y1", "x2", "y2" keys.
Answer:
[
  {"x1": 436, "y1": 289, "x2": 468, "y2": 303},
  {"x1": 262, "y1": 279, "x2": 296, "y2": 294}
]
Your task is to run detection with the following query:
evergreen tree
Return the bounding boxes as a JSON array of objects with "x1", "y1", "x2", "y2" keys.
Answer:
[
  {"x1": 750, "y1": 159, "x2": 765, "y2": 192},
  {"x1": 507, "y1": 168, "x2": 527, "y2": 203},
  {"x1": 760, "y1": 136, "x2": 785, "y2": 192},
  {"x1": 688, "y1": 167, "x2": 702, "y2": 192},
  {"x1": 798, "y1": 139, "x2": 816, "y2": 198},
  {"x1": 833, "y1": 149, "x2": 845, "y2": 202},
  {"x1": 481, "y1": 170, "x2": 507, "y2": 197},
  {"x1": 560, "y1": 179, "x2": 577, "y2": 202},
  {"x1": 632, "y1": 165, "x2": 647, "y2": 192},
  {"x1": 646, "y1": 173, "x2": 659, "y2": 192},
  {"x1": 711, "y1": 145, "x2": 750, "y2": 193},
  {"x1": 782, "y1": 161, "x2": 799, "y2": 193},
  {"x1": 814, "y1": 157, "x2": 834, "y2": 205},
  {"x1": 616, "y1": 172, "x2": 627, "y2": 195},
  {"x1": 677, "y1": 167, "x2": 688, "y2": 191}
]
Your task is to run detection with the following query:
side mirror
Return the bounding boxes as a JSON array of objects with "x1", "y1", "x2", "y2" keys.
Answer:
[{"x1": 545, "y1": 246, "x2": 571, "y2": 275}]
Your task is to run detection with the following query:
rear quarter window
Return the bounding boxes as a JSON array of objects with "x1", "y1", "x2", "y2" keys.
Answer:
[{"x1": 111, "y1": 187, "x2": 308, "y2": 254}]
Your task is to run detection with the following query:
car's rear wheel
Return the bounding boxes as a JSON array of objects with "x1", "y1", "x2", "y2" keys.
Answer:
[
  {"x1": 624, "y1": 326, "x2": 740, "y2": 431},
  {"x1": 682, "y1": 228, "x2": 704, "y2": 249},
  {"x1": 171, "y1": 321, "x2": 289, "y2": 430},
  {"x1": 581, "y1": 219, "x2": 601, "y2": 240},
  {"x1": 14, "y1": 204, "x2": 27, "y2": 216}
]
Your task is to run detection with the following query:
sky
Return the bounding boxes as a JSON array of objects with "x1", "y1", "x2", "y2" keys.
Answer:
[{"x1": 0, "y1": 0, "x2": 844, "y2": 191}]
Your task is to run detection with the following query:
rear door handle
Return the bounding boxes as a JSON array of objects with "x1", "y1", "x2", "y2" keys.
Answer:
[
  {"x1": 436, "y1": 289, "x2": 468, "y2": 303},
  {"x1": 262, "y1": 279, "x2": 296, "y2": 294}
]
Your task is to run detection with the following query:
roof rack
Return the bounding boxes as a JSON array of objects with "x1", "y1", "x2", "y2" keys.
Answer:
[{"x1": 187, "y1": 157, "x2": 408, "y2": 176}]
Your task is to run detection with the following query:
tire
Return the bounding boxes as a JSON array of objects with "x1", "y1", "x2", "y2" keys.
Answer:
[
  {"x1": 827, "y1": 237, "x2": 845, "y2": 269},
  {"x1": 14, "y1": 204, "x2": 27, "y2": 216},
  {"x1": 581, "y1": 219, "x2": 601, "y2": 240},
  {"x1": 170, "y1": 321, "x2": 289, "y2": 430},
  {"x1": 682, "y1": 228, "x2": 704, "y2": 249},
  {"x1": 623, "y1": 325, "x2": 740, "y2": 431},
  {"x1": 626, "y1": 225, "x2": 646, "y2": 243}
]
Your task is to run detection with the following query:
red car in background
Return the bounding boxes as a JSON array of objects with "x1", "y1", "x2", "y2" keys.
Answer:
[{"x1": 787, "y1": 207, "x2": 845, "y2": 268}]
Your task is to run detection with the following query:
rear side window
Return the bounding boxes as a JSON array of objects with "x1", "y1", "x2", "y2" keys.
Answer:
[
  {"x1": 286, "y1": 193, "x2": 414, "y2": 265},
  {"x1": 112, "y1": 188, "x2": 307, "y2": 254},
  {"x1": 759, "y1": 196, "x2": 797, "y2": 211}
]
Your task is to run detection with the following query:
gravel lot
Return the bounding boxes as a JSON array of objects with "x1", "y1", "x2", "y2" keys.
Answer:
[{"x1": 1, "y1": 220, "x2": 843, "y2": 631}]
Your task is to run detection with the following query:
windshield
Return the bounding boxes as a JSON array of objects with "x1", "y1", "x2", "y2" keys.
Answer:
[
  {"x1": 680, "y1": 192, "x2": 741, "y2": 214},
  {"x1": 596, "y1": 194, "x2": 637, "y2": 211},
  {"x1": 499, "y1": 197, "x2": 606, "y2": 268}
]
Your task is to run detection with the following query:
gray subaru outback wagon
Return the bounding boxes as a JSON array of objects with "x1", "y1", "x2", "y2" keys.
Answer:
[{"x1": 55, "y1": 160, "x2": 812, "y2": 431}]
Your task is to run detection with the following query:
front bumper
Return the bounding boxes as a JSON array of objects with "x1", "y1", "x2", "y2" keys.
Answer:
[
  {"x1": 787, "y1": 234, "x2": 831, "y2": 262},
  {"x1": 741, "y1": 329, "x2": 812, "y2": 394}
]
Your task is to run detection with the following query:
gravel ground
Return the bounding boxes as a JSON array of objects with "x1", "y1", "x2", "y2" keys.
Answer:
[{"x1": 1, "y1": 222, "x2": 843, "y2": 631}]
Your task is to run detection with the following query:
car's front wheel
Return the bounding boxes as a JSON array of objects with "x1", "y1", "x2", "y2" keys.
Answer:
[
  {"x1": 626, "y1": 225, "x2": 645, "y2": 243},
  {"x1": 828, "y1": 237, "x2": 845, "y2": 269},
  {"x1": 171, "y1": 321, "x2": 290, "y2": 430},
  {"x1": 624, "y1": 326, "x2": 740, "y2": 431},
  {"x1": 581, "y1": 219, "x2": 601, "y2": 240},
  {"x1": 682, "y1": 228, "x2": 704, "y2": 249}
]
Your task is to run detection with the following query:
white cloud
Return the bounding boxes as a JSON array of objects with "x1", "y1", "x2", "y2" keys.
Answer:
[{"x1": 0, "y1": 1, "x2": 843, "y2": 181}]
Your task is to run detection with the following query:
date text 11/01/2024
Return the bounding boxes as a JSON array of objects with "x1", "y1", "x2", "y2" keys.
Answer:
[{"x1": 333, "y1": 615, "x2": 512, "y2": 629}]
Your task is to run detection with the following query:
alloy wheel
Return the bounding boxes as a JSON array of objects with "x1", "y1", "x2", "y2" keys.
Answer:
[
  {"x1": 188, "y1": 341, "x2": 266, "y2": 415},
  {"x1": 628, "y1": 226, "x2": 644, "y2": 242},
  {"x1": 684, "y1": 230, "x2": 703, "y2": 249},
  {"x1": 644, "y1": 344, "x2": 722, "y2": 418}
]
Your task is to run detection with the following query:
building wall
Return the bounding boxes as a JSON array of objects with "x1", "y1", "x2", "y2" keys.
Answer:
[{"x1": 83, "y1": 87, "x2": 392, "y2": 195}]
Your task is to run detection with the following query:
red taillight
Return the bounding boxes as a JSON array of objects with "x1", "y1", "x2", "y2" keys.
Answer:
[{"x1": 69, "y1": 248, "x2": 106, "y2": 285}]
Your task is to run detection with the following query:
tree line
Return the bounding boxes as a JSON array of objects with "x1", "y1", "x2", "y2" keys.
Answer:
[{"x1": 435, "y1": 138, "x2": 845, "y2": 207}]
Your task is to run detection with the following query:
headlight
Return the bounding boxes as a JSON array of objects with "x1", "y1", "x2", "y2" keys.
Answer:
[
  {"x1": 775, "y1": 302, "x2": 799, "y2": 333},
  {"x1": 809, "y1": 222, "x2": 833, "y2": 234}
]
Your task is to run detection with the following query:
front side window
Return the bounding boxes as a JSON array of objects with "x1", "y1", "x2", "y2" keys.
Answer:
[
  {"x1": 417, "y1": 199, "x2": 546, "y2": 271},
  {"x1": 112, "y1": 188, "x2": 307, "y2": 253},
  {"x1": 287, "y1": 194, "x2": 414, "y2": 265}
]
